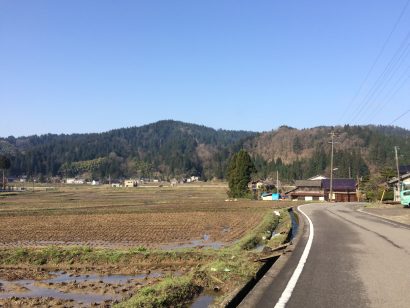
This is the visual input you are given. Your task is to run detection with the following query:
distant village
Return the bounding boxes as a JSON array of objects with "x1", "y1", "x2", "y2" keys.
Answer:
[
  {"x1": 1, "y1": 175, "x2": 201, "y2": 188},
  {"x1": 2, "y1": 166, "x2": 410, "y2": 204}
]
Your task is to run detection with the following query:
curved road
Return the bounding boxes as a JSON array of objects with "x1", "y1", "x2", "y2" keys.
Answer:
[{"x1": 239, "y1": 203, "x2": 410, "y2": 308}]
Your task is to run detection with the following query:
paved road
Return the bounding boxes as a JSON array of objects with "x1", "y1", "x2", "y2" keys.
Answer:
[{"x1": 239, "y1": 203, "x2": 410, "y2": 308}]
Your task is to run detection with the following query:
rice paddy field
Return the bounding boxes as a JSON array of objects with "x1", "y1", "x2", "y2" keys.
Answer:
[{"x1": 0, "y1": 183, "x2": 296, "y2": 307}]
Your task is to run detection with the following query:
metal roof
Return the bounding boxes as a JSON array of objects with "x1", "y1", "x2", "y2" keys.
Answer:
[
  {"x1": 388, "y1": 172, "x2": 410, "y2": 184},
  {"x1": 295, "y1": 180, "x2": 322, "y2": 187},
  {"x1": 322, "y1": 179, "x2": 356, "y2": 190},
  {"x1": 399, "y1": 165, "x2": 410, "y2": 175}
]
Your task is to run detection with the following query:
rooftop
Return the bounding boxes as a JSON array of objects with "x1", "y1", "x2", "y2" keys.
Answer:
[{"x1": 322, "y1": 179, "x2": 356, "y2": 190}]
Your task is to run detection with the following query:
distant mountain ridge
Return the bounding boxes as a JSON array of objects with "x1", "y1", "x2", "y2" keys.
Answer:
[{"x1": 1, "y1": 121, "x2": 409, "y2": 181}]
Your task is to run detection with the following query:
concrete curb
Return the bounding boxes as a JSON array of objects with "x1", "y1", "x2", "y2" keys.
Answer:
[{"x1": 221, "y1": 206, "x2": 306, "y2": 307}]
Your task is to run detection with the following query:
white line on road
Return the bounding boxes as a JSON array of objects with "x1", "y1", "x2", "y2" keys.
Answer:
[{"x1": 274, "y1": 204, "x2": 314, "y2": 308}]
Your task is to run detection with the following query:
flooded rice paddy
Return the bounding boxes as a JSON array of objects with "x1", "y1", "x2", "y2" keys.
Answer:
[{"x1": 0, "y1": 270, "x2": 162, "y2": 306}]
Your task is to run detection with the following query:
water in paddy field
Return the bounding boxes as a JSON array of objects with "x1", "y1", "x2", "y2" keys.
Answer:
[
  {"x1": 160, "y1": 234, "x2": 225, "y2": 250},
  {"x1": 190, "y1": 294, "x2": 215, "y2": 308},
  {"x1": 0, "y1": 271, "x2": 162, "y2": 305},
  {"x1": 288, "y1": 208, "x2": 299, "y2": 241}
]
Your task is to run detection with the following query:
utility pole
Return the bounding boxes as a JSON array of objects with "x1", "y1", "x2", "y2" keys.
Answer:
[
  {"x1": 395, "y1": 146, "x2": 401, "y2": 201},
  {"x1": 328, "y1": 132, "x2": 338, "y2": 202},
  {"x1": 276, "y1": 170, "x2": 279, "y2": 194}
]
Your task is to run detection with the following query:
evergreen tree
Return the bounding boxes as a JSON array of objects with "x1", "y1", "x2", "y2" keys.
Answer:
[
  {"x1": 293, "y1": 136, "x2": 303, "y2": 154},
  {"x1": 227, "y1": 150, "x2": 256, "y2": 198},
  {"x1": 0, "y1": 155, "x2": 11, "y2": 189}
]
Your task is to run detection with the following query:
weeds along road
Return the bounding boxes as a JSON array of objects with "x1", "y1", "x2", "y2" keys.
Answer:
[{"x1": 240, "y1": 203, "x2": 410, "y2": 308}]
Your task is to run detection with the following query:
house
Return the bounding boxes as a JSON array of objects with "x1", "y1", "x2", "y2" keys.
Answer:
[
  {"x1": 124, "y1": 180, "x2": 137, "y2": 188},
  {"x1": 110, "y1": 179, "x2": 123, "y2": 188},
  {"x1": 91, "y1": 180, "x2": 100, "y2": 186},
  {"x1": 322, "y1": 179, "x2": 357, "y2": 202},
  {"x1": 387, "y1": 172, "x2": 410, "y2": 201},
  {"x1": 250, "y1": 180, "x2": 276, "y2": 192},
  {"x1": 399, "y1": 165, "x2": 410, "y2": 174},
  {"x1": 66, "y1": 178, "x2": 85, "y2": 185},
  {"x1": 287, "y1": 180, "x2": 324, "y2": 201},
  {"x1": 287, "y1": 178, "x2": 357, "y2": 202}
]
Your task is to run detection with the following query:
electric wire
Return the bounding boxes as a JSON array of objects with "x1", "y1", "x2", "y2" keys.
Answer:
[
  {"x1": 389, "y1": 109, "x2": 410, "y2": 125},
  {"x1": 339, "y1": 0, "x2": 410, "y2": 123},
  {"x1": 350, "y1": 30, "x2": 410, "y2": 124},
  {"x1": 365, "y1": 64, "x2": 410, "y2": 121}
]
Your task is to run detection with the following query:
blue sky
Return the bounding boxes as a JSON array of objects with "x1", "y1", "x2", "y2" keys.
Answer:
[{"x1": 1, "y1": 0, "x2": 410, "y2": 137}]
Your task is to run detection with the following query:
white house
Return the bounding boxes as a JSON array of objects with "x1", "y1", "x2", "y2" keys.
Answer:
[{"x1": 124, "y1": 180, "x2": 137, "y2": 188}]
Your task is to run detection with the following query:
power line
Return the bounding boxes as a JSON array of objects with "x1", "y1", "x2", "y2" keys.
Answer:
[
  {"x1": 366, "y1": 64, "x2": 410, "y2": 121},
  {"x1": 340, "y1": 0, "x2": 410, "y2": 123},
  {"x1": 350, "y1": 31, "x2": 410, "y2": 124},
  {"x1": 390, "y1": 109, "x2": 410, "y2": 125}
]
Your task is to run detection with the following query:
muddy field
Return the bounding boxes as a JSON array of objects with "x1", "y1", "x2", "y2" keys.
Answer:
[
  {"x1": 0, "y1": 183, "x2": 293, "y2": 307},
  {"x1": 0, "y1": 184, "x2": 270, "y2": 249},
  {"x1": 0, "y1": 267, "x2": 163, "y2": 307}
]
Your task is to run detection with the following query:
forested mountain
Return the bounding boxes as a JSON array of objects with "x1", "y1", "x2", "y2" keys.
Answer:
[
  {"x1": 1, "y1": 121, "x2": 409, "y2": 182},
  {"x1": 246, "y1": 125, "x2": 410, "y2": 181},
  {"x1": 0, "y1": 120, "x2": 256, "y2": 180}
]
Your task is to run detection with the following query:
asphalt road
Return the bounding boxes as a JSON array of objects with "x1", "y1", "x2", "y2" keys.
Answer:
[{"x1": 239, "y1": 203, "x2": 410, "y2": 308}]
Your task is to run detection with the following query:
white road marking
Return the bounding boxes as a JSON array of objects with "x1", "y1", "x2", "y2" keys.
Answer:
[{"x1": 274, "y1": 204, "x2": 315, "y2": 308}]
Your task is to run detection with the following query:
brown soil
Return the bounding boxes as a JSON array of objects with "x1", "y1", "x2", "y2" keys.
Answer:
[{"x1": 0, "y1": 185, "x2": 279, "y2": 249}]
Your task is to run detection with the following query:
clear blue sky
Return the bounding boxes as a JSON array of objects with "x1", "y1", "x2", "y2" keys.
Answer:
[{"x1": 1, "y1": 0, "x2": 410, "y2": 137}]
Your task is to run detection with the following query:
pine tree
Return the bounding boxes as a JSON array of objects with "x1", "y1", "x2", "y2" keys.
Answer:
[
  {"x1": 0, "y1": 155, "x2": 11, "y2": 190},
  {"x1": 227, "y1": 150, "x2": 256, "y2": 198}
]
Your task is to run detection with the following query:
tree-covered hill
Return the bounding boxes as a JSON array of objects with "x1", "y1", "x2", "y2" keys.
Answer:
[
  {"x1": 246, "y1": 125, "x2": 410, "y2": 181},
  {"x1": 1, "y1": 121, "x2": 409, "y2": 182},
  {"x1": 0, "y1": 120, "x2": 256, "y2": 180}
]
